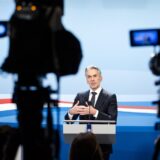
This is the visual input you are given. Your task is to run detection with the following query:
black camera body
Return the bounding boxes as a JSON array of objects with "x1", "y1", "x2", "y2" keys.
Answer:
[{"x1": 0, "y1": 0, "x2": 82, "y2": 77}]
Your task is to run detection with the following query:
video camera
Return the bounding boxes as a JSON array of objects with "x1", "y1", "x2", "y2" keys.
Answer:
[
  {"x1": 0, "y1": 0, "x2": 82, "y2": 77},
  {"x1": 130, "y1": 29, "x2": 160, "y2": 76},
  {"x1": 0, "y1": 0, "x2": 63, "y2": 37},
  {"x1": 130, "y1": 28, "x2": 160, "y2": 159},
  {"x1": 0, "y1": 1, "x2": 83, "y2": 159}
]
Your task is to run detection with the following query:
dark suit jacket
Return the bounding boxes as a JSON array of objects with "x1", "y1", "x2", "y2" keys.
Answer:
[
  {"x1": 65, "y1": 89, "x2": 117, "y2": 121},
  {"x1": 64, "y1": 89, "x2": 118, "y2": 154}
]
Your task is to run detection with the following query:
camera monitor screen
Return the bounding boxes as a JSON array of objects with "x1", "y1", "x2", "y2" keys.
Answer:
[
  {"x1": 0, "y1": 21, "x2": 8, "y2": 38},
  {"x1": 130, "y1": 29, "x2": 160, "y2": 46}
]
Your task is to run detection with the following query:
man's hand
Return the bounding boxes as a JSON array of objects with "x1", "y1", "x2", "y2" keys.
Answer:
[
  {"x1": 69, "y1": 101, "x2": 97, "y2": 115},
  {"x1": 69, "y1": 101, "x2": 80, "y2": 115}
]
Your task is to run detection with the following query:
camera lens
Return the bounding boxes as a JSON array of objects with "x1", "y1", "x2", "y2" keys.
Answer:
[{"x1": 149, "y1": 53, "x2": 160, "y2": 76}]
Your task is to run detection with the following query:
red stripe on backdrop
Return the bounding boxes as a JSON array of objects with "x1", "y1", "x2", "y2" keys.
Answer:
[
  {"x1": 0, "y1": 98, "x2": 156, "y2": 110},
  {"x1": 0, "y1": 99, "x2": 12, "y2": 104},
  {"x1": 119, "y1": 105, "x2": 156, "y2": 110},
  {"x1": 0, "y1": 99, "x2": 73, "y2": 105}
]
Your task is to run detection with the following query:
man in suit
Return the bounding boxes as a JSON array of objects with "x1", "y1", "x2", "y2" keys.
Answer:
[{"x1": 65, "y1": 65, "x2": 118, "y2": 160}]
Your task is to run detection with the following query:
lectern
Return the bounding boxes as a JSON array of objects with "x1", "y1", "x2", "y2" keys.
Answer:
[{"x1": 63, "y1": 120, "x2": 116, "y2": 144}]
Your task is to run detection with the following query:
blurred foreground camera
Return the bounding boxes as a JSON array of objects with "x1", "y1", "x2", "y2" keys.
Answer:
[
  {"x1": 0, "y1": 0, "x2": 82, "y2": 76},
  {"x1": 0, "y1": 0, "x2": 83, "y2": 159}
]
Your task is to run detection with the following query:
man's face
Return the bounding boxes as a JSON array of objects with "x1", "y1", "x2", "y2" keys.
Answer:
[{"x1": 85, "y1": 68, "x2": 102, "y2": 90}]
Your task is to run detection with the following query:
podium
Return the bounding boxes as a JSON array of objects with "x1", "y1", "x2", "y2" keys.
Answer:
[{"x1": 63, "y1": 120, "x2": 116, "y2": 144}]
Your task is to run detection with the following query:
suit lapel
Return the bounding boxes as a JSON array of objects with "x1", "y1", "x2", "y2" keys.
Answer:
[
  {"x1": 83, "y1": 91, "x2": 90, "y2": 104},
  {"x1": 95, "y1": 89, "x2": 107, "y2": 109}
]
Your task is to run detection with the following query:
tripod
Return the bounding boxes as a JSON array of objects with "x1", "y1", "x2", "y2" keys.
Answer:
[
  {"x1": 8, "y1": 73, "x2": 60, "y2": 160},
  {"x1": 152, "y1": 79, "x2": 160, "y2": 160}
]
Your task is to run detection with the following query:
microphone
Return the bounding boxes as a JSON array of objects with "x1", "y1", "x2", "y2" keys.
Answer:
[
  {"x1": 87, "y1": 101, "x2": 92, "y2": 132},
  {"x1": 88, "y1": 101, "x2": 92, "y2": 120},
  {"x1": 88, "y1": 101, "x2": 92, "y2": 106}
]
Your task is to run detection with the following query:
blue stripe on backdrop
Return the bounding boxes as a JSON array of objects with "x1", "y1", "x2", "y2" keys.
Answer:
[
  {"x1": 118, "y1": 101, "x2": 154, "y2": 106},
  {"x1": 0, "y1": 110, "x2": 17, "y2": 117}
]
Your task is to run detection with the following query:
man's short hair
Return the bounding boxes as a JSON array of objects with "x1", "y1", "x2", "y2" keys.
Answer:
[{"x1": 85, "y1": 65, "x2": 101, "y2": 75}]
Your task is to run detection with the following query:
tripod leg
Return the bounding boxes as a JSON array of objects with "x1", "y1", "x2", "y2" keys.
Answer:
[
  {"x1": 15, "y1": 89, "x2": 52, "y2": 160},
  {"x1": 153, "y1": 136, "x2": 160, "y2": 160}
]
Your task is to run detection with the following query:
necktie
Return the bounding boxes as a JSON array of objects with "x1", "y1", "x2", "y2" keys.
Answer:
[{"x1": 90, "y1": 92, "x2": 97, "y2": 106}]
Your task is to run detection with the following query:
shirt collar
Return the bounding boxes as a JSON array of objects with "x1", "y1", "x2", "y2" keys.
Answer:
[{"x1": 90, "y1": 86, "x2": 102, "y2": 95}]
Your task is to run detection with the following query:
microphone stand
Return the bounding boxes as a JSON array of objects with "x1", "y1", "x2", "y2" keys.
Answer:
[{"x1": 87, "y1": 101, "x2": 92, "y2": 132}]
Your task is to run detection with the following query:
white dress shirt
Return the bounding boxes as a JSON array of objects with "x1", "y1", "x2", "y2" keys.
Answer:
[{"x1": 68, "y1": 87, "x2": 102, "y2": 119}]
